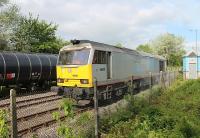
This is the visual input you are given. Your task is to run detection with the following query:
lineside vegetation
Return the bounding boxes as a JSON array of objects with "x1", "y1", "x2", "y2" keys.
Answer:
[
  {"x1": 100, "y1": 78, "x2": 200, "y2": 138},
  {"x1": 0, "y1": 109, "x2": 9, "y2": 138}
]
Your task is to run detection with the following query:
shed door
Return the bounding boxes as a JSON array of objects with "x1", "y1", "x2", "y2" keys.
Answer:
[{"x1": 189, "y1": 63, "x2": 197, "y2": 79}]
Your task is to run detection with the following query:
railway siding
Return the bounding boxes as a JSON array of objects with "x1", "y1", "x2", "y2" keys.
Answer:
[
  {"x1": 0, "y1": 92, "x2": 60, "y2": 108},
  {"x1": 17, "y1": 106, "x2": 93, "y2": 137},
  {"x1": 16, "y1": 100, "x2": 60, "y2": 121},
  {"x1": 0, "y1": 91, "x2": 93, "y2": 137}
]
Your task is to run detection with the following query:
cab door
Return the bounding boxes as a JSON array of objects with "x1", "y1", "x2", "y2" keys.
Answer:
[{"x1": 92, "y1": 50, "x2": 107, "y2": 82}]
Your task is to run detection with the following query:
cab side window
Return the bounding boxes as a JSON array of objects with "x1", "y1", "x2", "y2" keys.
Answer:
[{"x1": 93, "y1": 50, "x2": 106, "y2": 64}]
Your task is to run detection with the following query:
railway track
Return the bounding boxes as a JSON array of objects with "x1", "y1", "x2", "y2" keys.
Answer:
[
  {"x1": 7, "y1": 100, "x2": 60, "y2": 123},
  {"x1": 17, "y1": 106, "x2": 93, "y2": 137},
  {"x1": 0, "y1": 91, "x2": 92, "y2": 137},
  {"x1": 0, "y1": 91, "x2": 61, "y2": 109}
]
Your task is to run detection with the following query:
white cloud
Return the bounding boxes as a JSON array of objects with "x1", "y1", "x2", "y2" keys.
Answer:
[{"x1": 12, "y1": 0, "x2": 200, "y2": 49}]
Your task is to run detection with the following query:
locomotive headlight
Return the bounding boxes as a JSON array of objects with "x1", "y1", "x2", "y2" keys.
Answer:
[
  {"x1": 80, "y1": 79, "x2": 89, "y2": 84},
  {"x1": 57, "y1": 78, "x2": 64, "y2": 83}
]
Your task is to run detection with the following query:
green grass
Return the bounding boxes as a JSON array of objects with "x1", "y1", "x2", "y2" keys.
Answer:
[{"x1": 101, "y1": 79, "x2": 200, "y2": 138}]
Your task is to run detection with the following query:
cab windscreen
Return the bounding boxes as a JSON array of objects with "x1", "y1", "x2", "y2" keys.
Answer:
[{"x1": 58, "y1": 49, "x2": 90, "y2": 65}]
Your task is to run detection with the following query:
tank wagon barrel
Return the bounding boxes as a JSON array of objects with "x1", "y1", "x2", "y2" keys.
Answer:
[{"x1": 0, "y1": 52, "x2": 57, "y2": 87}]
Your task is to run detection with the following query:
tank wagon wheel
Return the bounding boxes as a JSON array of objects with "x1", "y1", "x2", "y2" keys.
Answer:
[
  {"x1": 40, "y1": 81, "x2": 51, "y2": 90},
  {"x1": 30, "y1": 85, "x2": 37, "y2": 91}
]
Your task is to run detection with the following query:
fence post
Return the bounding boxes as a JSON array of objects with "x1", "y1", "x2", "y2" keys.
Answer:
[
  {"x1": 149, "y1": 72, "x2": 152, "y2": 89},
  {"x1": 94, "y1": 78, "x2": 99, "y2": 138},
  {"x1": 168, "y1": 71, "x2": 171, "y2": 86},
  {"x1": 130, "y1": 76, "x2": 133, "y2": 94},
  {"x1": 10, "y1": 89, "x2": 18, "y2": 138},
  {"x1": 160, "y1": 71, "x2": 162, "y2": 87},
  {"x1": 162, "y1": 71, "x2": 166, "y2": 89},
  {"x1": 149, "y1": 72, "x2": 152, "y2": 104}
]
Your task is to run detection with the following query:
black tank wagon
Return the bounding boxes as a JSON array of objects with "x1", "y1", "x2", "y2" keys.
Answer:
[{"x1": 0, "y1": 52, "x2": 57, "y2": 90}]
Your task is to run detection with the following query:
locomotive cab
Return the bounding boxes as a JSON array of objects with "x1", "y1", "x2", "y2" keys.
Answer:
[{"x1": 57, "y1": 46, "x2": 93, "y2": 88}]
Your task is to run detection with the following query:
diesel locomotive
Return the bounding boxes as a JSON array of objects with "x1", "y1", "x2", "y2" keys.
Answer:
[
  {"x1": 0, "y1": 52, "x2": 57, "y2": 90},
  {"x1": 56, "y1": 40, "x2": 166, "y2": 101}
]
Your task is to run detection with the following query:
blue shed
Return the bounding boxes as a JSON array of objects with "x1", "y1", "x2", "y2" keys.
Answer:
[{"x1": 183, "y1": 51, "x2": 199, "y2": 79}]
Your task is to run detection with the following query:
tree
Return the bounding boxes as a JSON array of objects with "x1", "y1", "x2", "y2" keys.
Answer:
[
  {"x1": 0, "y1": 0, "x2": 8, "y2": 7},
  {"x1": 136, "y1": 44, "x2": 153, "y2": 54},
  {"x1": 36, "y1": 38, "x2": 67, "y2": 53},
  {"x1": 11, "y1": 14, "x2": 64, "y2": 53},
  {"x1": 0, "y1": 1, "x2": 20, "y2": 39},
  {"x1": 115, "y1": 43, "x2": 123, "y2": 48},
  {"x1": 0, "y1": 0, "x2": 20, "y2": 50},
  {"x1": 151, "y1": 33, "x2": 185, "y2": 67}
]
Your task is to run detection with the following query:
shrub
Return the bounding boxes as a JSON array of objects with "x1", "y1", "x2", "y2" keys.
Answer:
[
  {"x1": 100, "y1": 107, "x2": 132, "y2": 133},
  {"x1": 0, "y1": 109, "x2": 9, "y2": 138},
  {"x1": 102, "y1": 79, "x2": 200, "y2": 138},
  {"x1": 52, "y1": 98, "x2": 75, "y2": 138},
  {"x1": 176, "y1": 117, "x2": 200, "y2": 138},
  {"x1": 53, "y1": 98, "x2": 95, "y2": 138}
]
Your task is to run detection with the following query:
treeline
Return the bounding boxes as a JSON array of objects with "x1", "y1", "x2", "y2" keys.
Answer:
[
  {"x1": 136, "y1": 33, "x2": 185, "y2": 67},
  {"x1": 0, "y1": 0, "x2": 68, "y2": 53}
]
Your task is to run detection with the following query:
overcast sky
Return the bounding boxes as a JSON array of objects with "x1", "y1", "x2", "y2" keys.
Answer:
[{"x1": 12, "y1": 0, "x2": 200, "y2": 50}]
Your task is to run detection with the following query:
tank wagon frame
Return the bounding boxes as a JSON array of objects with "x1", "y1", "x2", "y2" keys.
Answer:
[
  {"x1": 0, "y1": 52, "x2": 57, "y2": 90},
  {"x1": 56, "y1": 40, "x2": 166, "y2": 101}
]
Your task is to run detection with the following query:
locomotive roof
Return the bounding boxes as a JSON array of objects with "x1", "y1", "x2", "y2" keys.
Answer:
[{"x1": 62, "y1": 40, "x2": 166, "y2": 60}]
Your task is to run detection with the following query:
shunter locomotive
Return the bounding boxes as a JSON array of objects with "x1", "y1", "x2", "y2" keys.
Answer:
[{"x1": 56, "y1": 40, "x2": 166, "y2": 101}]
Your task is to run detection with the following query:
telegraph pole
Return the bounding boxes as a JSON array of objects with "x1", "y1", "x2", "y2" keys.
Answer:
[
  {"x1": 195, "y1": 29, "x2": 198, "y2": 54},
  {"x1": 190, "y1": 29, "x2": 198, "y2": 54}
]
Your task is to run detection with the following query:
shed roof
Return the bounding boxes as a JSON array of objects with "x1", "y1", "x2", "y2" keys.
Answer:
[{"x1": 184, "y1": 50, "x2": 198, "y2": 57}]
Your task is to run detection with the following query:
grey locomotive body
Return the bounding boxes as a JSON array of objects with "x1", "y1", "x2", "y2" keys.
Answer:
[{"x1": 90, "y1": 41, "x2": 166, "y2": 83}]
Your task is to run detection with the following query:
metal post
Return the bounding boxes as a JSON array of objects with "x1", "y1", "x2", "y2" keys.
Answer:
[
  {"x1": 190, "y1": 29, "x2": 198, "y2": 54},
  {"x1": 149, "y1": 72, "x2": 152, "y2": 104},
  {"x1": 130, "y1": 76, "x2": 133, "y2": 94},
  {"x1": 195, "y1": 29, "x2": 198, "y2": 54},
  {"x1": 162, "y1": 71, "x2": 166, "y2": 89},
  {"x1": 149, "y1": 72, "x2": 152, "y2": 89},
  {"x1": 168, "y1": 71, "x2": 170, "y2": 86},
  {"x1": 160, "y1": 71, "x2": 162, "y2": 86},
  {"x1": 10, "y1": 89, "x2": 18, "y2": 138},
  {"x1": 94, "y1": 78, "x2": 99, "y2": 138}
]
